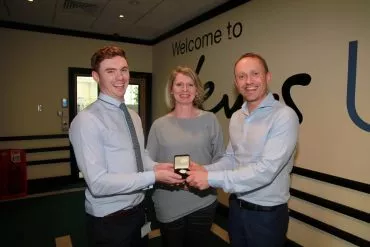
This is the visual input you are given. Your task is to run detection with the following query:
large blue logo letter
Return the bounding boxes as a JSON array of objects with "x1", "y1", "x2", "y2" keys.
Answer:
[{"x1": 347, "y1": 41, "x2": 370, "y2": 132}]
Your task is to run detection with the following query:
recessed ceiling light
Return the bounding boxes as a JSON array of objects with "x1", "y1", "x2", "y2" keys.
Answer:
[
  {"x1": 27, "y1": 0, "x2": 34, "y2": 2},
  {"x1": 119, "y1": 14, "x2": 125, "y2": 18},
  {"x1": 129, "y1": 0, "x2": 140, "y2": 5}
]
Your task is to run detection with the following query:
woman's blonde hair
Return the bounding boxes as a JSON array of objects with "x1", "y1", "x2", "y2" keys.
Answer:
[{"x1": 165, "y1": 66, "x2": 204, "y2": 111}]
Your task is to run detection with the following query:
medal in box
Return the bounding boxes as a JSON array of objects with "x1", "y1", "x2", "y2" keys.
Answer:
[{"x1": 174, "y1": 154, "x2": 190, "y2": 179}]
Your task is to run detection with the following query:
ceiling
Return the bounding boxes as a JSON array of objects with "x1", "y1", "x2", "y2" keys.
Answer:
[{"x1": 0, "y1": 0, "x2": 248, "y2": 44}]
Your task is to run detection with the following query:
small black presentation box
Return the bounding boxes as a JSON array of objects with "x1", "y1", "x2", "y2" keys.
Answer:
[{"x1": 174, "y1": 154, "x2": 190, "y2": 179}]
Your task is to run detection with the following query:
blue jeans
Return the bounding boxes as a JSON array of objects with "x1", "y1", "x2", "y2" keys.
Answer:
[
  {"x1": 228, "y1": 197, "x2": 289, "y2": 247},
  {"x1": 159, "y1": 200, "x2": 217, "y2": 247}
]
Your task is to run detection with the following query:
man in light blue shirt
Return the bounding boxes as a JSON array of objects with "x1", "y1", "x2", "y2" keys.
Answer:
[
  {"x1": 187, "y1": 53, "x2": 299, "y2": 247},
  {"x1": 69, "y1": 46, "x2": 183, "y2": 247}
]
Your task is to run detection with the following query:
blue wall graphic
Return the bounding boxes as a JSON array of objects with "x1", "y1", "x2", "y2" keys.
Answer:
[
  {"x1": 347, "y1": 40, "x2": 370, "y2": 132},
  {"x1": 197, "y1": 55, "x2": 311, "y2": 123}
]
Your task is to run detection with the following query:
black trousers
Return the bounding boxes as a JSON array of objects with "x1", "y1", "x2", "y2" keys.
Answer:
[
  {"x1": 86, "y1": 205, "x2": 148, "y2": 247},
  {"x1": 228, "y1": 197, "x2": 289, "y2": 247},
  {"x1": 159, "y1": 200, "x2": 217, "y2": 247}
]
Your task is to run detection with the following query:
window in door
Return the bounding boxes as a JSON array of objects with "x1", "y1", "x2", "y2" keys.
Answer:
[{"x1": 68, "y1": 68, "x2": 152, "y2": 181}]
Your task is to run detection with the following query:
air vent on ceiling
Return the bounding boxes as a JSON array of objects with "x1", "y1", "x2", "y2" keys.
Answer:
[
  {"x1": 62, "y1": 0, "x2": 101, "y2": 16},
  {"x1": 63, "y1": 0, "x2": 97, "y2": 10}
]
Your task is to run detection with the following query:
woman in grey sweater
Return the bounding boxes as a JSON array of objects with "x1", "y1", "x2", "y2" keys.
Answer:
[{"x1": 147, "y1": 66, "x2": 224, "y2": 247}]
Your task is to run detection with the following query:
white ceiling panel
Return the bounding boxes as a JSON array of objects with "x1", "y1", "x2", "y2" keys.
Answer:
[
  {"x1": 103, "y1": 0, "x2": 163, "y2": 17},
  {"x1": 2, "y1": 0, "x2": 55, "y2": 25},
  {"x1": 137, "y1": 0, "x2": 229, "y2": 30},
  {"x1": 93, "y1": 20, "x2": 160, "y2": 39},
  {"x1": 53, "y1": 12, "x2": 97, "y2": 30},
  {"x1": 52, "y1": 0, "x2": 106, "y2": 31},
  {"x1": 0, "y1": 0, "x2": 247, "y2": 42}
]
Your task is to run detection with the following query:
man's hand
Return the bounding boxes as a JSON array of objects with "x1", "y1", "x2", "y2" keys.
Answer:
[
  {"x1": 186, "y1": 170, "x2": 210, "y2": 190},
  {"x1": 189, "y1": 161, "x2": 206, "y2": 172},
  {"x1": 155, "y1": 168, "x2": 184, "y2": 184},
  {"x1": 154, "y1": 162, "x2": 174, "y2": 172}
]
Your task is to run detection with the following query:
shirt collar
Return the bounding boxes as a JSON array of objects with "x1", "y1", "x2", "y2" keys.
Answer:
[
  {"x1": 241, "y1": 92, "x2": 275, "y2": 115},
  {"x1": 98, "y1": 93, "x2": 123, "y2": 107}
]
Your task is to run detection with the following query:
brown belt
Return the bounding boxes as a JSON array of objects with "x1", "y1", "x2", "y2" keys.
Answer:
[{"x1": 105, "y1": 202, "x2": 143, "y2": 217}]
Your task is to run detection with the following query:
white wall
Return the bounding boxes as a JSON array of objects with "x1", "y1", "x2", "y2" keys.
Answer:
[
  {"x1": 152, "y1": 0, "x2": 370, "y2": 246},
  {"x1": 0, "y1": 28, "x2": 152, "y2": 136},
  {"x1": 0, "y1": 28, "x2": 152, "y2": 179},
  {"x1": 0, "y1": 1, "x2": 368, "y2": 245}
]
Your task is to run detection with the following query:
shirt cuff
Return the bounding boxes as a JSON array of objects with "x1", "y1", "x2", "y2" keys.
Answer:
[
  {"x1": 208, "y1": 171, "x2": 224, "y2": 188},
  {"x1": 142, "y1": 171, "x2": 155, "y2": 189},
  {"x1": 204, "y1": 162, "x2": 218, "y2": 171}
]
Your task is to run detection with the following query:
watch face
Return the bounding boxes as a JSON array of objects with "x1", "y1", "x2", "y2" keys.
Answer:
[{"x1": 174, "y1": 155, "x2": 190, "y2": 169}]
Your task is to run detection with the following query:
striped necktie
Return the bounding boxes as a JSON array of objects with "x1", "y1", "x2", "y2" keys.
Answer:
[{"x1": 120, "y1": 103, "x2": 144, "y2": 172}]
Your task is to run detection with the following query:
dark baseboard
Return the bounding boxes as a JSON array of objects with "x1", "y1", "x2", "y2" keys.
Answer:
[{"x1": 27, "y1": 176, "x2": 85, "y2": 195}]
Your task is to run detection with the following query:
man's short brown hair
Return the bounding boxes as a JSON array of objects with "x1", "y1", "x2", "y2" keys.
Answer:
[{"x1": 91, "y1": 46, "x2": 127, "y2": 72}]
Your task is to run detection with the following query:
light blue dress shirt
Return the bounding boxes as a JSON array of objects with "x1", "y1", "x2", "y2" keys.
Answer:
[
  {"x1": 206, "y1": 93, "x2": 299, "y2": 206},
  {"x1": 69, "y1": 93, "x2": 156, "y2": 217}
]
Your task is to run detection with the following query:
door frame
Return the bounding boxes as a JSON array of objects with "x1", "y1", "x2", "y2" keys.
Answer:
[{"x1": 68, "y1": 67, "x2": 152, "y2": 181}]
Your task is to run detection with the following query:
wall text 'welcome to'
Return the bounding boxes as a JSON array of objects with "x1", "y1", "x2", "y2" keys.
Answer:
[{"x1": 172, "y1": 21, "x2": 243, "y2": 57}]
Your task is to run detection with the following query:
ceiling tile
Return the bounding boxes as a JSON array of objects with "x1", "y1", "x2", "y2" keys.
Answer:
[
  {"x1": 2, "y1": 0, "x2": 56, "y2": 25},
  {"x1": 0, "y1": 0, "x2": 238, "y2": 41}
]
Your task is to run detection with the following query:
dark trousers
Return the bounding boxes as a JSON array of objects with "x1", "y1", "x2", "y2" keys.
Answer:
[
  {"x1": 228, "y1": 197, "x2": 289, "y2": 247},
  {"x1": 86, "y1": 205, "x2": 148, "y2": 247},
  {"x1": 159, "y1": 200, "x2": 217, "y2": 247}
]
